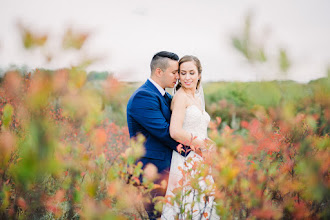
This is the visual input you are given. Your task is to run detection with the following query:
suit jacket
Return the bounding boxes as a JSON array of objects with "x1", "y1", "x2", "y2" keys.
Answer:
[{"x1": 127, "y1": 80, "x2": 181, "y2": 174}]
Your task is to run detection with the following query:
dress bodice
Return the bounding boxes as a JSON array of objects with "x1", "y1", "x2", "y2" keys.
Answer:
[{"x1": 182, "y1": 105, "x2": 210, "y2": 140}]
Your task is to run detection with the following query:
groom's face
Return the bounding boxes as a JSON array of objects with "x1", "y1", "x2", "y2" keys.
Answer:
[{"x1": 161, "y1": 59, "x2": 179, "y2": 89}]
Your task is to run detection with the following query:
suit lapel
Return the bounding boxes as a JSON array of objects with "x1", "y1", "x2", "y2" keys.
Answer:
[{"x1": 145, "y1": 80, "x2": 170, "y2": 108}]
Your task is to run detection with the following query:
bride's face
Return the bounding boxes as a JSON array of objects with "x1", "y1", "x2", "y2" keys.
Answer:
[{"x1": 179, "y1": 61, "x2": 201, "y2": 90}]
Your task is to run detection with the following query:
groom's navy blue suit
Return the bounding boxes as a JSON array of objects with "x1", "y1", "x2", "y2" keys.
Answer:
[
  {"x1": 127, "y1": 79, "x2": 183, "y2": 219},
  {"x1": 127, "y1": 79, "x2": 180, "y2": 174}
]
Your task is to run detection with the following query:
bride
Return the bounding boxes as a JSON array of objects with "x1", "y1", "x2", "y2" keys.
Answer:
[{"x1": 161, "y1": 55, "x2": 219, "y2": 219}]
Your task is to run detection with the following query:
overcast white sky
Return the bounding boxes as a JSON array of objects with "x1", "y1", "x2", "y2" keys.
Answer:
[{"x1": 0, "y1": 0, "x2": 329, "y2": 82}]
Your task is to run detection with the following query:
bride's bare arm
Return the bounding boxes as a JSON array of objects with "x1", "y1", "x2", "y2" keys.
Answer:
[{"x1": 170, "y1": 92, "x2": 205, "y2": 151}]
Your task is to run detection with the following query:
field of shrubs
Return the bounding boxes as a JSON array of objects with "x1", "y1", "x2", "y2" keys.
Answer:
[{"x1": 0, "y1": 67, "x2": 329, "y2": 219}]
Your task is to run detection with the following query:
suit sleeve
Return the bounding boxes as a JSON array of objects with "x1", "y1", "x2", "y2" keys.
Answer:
[{"x1": 129, "y1": 90, "x2": 180, "y2": 152}]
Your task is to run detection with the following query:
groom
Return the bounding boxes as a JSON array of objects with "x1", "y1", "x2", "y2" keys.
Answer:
[{"x1": 127, "y1": 51, "x2": 185, "y2": 219}]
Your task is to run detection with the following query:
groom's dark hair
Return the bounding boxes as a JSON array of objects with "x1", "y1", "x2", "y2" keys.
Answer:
[{"x1": 150, "y1": 51, "x2": 179, "y2": 73}]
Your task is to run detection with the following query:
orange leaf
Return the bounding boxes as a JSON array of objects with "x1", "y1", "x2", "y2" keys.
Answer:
[
  {"x1": 178, "y1": 178, "x2": 183, "y2": 186},
  {"x1": 95, "y1": 128, "x2": 107, "y2": 147},
  {"x1": 241, "y1": 120, "x2": 249, "y2": 128},
  {"x1": 216, "y1": 116, "x2": 222, "y2": 125},
  {"x1": 17, "y1": 197, "x2": 27, "y2": 210}
]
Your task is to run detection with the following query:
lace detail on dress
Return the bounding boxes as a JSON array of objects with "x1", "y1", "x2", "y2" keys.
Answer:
[{"x1": 182, "y1": 105, "x2": 210, "y2": 140}]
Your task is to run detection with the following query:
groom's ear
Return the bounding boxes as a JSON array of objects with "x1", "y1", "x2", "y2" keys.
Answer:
[{"x1": 154, "y1": 67, "x2": 163, "y2": 77}]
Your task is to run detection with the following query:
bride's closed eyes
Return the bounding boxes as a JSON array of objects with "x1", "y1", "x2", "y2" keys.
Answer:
[{"x1": 180, "y1": 71, "x2": 196, "y2": 75}]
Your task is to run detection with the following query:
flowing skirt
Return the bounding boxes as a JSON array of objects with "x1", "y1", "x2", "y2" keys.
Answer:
[{"x1": 161, "y1": 151, "x2": 220, "y2": 220}]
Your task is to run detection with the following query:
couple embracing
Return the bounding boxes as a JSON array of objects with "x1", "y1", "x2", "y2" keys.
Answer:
[{"x1": 127, "y1": 51, "x2": 219, "y2": 219}]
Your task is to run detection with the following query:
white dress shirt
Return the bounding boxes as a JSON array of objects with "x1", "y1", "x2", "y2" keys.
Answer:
[{"x1": 148, "y1": 77, "x2": 166, "y2": 96}]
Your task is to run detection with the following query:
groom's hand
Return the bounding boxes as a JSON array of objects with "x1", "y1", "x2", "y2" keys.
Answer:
[
  {"x1": 177, "y1": 144, "x2": 185, "y2": 154},
  {"x1": 177, "y1": 144, "x2": 193, "y2": 157}
]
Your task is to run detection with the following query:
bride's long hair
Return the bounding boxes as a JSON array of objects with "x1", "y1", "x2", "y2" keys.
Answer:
[{"x1": 175, "y1": 55, "x2": 202, "y2": 91}]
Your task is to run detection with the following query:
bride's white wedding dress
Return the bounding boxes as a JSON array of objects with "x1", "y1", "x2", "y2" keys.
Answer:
[{"x1": 161, "y1": 105, "x2": 220, "y2": 220}]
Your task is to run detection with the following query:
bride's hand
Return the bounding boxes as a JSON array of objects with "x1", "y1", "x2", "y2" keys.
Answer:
[
  {"x1": 191, "y1": 137, "x2": 205, "y2": 152},
  {"x1": 201, "y1": 138, "x2": 217, "y2": 160},
  {"x1": 203, "y1": 138, "x2": 216, "y2": 151},
  {"x1": 190, "y1": 137, "x2": 216, "y2": 155}
]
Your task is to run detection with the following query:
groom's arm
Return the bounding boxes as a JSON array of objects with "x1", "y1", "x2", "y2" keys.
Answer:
[{"x1": 129, "y1": 90, "x2": 180, "y2": 152}]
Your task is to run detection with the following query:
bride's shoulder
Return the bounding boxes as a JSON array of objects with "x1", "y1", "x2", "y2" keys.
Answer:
[
  {"x1": 171, "y1": 89, "x2": 189, "y2": 108},
  {"x1": 173, "y1": 89, "x2": 188, "y2": 102}
]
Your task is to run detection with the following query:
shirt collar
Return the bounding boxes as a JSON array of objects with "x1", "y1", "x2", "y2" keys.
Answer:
[{"x1": 148, "y1": 78, "x2": 166, "y2": 96}]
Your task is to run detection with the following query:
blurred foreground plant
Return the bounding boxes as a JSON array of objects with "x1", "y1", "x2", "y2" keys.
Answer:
[
  {"x1": 0, "y1": 69, "x2": 151, "y2": 219},
  {"x1": 207, "y1": 84, "x2": 330, "y2": 219}
]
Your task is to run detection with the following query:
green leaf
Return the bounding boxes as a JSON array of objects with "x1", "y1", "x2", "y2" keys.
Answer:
[
  {"x1": 2, "y1": 104, "x2": 14, "y2": 128},
  {"x1": 279, "y1": 48, "x2": 291, "y2": 73}
]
